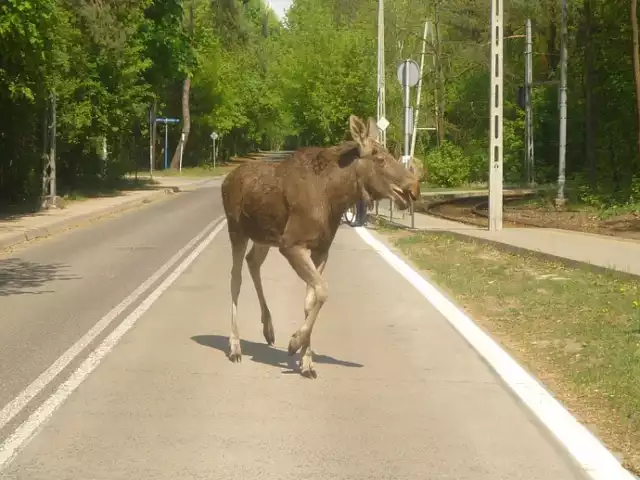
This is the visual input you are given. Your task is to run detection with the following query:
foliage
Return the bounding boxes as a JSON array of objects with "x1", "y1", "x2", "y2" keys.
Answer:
[
  {"x1": 3, "y1": 0, "x2": 640, "y2": 207},
  {"x1": 424, "y1": 140, "x2": 481, "y2": 188}
]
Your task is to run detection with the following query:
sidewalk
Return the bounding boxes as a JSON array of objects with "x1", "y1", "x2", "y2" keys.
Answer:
[
  {"x1": 0, "y1": 224, "x2": 590, "y2": 480},
  {"x1": 0, "y1": 176, "x2": 221, "y2": 251},
  {"x1": 373, "y1": 199, "x2": 640, "y2": 277}
]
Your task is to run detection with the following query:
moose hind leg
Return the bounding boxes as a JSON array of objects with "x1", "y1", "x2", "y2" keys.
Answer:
[
  {"x1": 246, "y1": 243, "x2": 275, "y2": 345},
  {"x1": 229, "y1": 234, "x2": 249, "y2": 363}
]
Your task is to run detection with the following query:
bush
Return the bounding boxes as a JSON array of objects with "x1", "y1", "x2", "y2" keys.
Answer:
[{"x1": 423, "y1": 141, "x2": 472, "y2": 187}]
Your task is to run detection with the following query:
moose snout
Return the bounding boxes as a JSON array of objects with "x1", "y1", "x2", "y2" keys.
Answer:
[{"x1": 406, "y1": 179, "x2": 420, "y2": 201}]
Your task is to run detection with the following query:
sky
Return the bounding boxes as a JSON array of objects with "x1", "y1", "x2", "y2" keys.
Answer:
[{"x1": 266, "y1": 0, "x2": 292, "y2": 20}]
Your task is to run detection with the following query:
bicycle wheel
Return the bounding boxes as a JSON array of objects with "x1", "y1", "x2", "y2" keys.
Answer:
[{"x1": 342, "y1": 204, "x2": 357, "y2": 225}]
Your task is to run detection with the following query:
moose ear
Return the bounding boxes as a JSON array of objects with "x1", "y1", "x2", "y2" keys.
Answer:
[{"x1": 349, "y1": 114, "x2": 374, "y2": 156}]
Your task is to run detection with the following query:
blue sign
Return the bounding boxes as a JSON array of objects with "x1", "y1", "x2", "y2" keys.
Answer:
[{"x1": 156, "y1": 117, "x2": 180, "y2": 124}]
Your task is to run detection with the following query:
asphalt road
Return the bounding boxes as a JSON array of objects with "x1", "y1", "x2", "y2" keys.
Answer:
[
  {"x1": 0, "y1": 178, "x2": 225, "y2": 440},
  {"x1": 0, "y1": 174, "x2": 595, "y2": 479}
]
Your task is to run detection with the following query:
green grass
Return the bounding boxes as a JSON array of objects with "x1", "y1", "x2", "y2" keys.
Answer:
[
  {"x1": 380, "y1": 228, "x2": 640, "y2": 474},
  {"x1": 148, "y1": 164, "x2": 236, "y2": 177}
]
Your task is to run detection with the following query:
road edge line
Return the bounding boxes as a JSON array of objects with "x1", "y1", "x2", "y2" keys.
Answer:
[
  {"x1": 354, "y1": 225, "x2": 636, "y2": 480},
  {"x1": 0, "y1": 218, "x2": 228, "y2": 470}
]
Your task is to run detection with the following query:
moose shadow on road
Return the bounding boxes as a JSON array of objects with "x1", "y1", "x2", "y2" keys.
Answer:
[
  {"x1": 191, "y1": 334, "x2": 364, "y2": 372},
  {"x1": 0, "y1": 258, "x2": 79, "y2": 296}
]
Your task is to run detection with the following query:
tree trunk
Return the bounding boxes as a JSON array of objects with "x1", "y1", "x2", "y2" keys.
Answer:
[
  {"x1": 170, "y1": 76, "x2": 191, "y2": 169},
  {"x1": 632, "y1": 0, "x2": 640, "y2": 161},
  {"x1": 170, "y1": 0, "x2": 194, "y2": 170}
]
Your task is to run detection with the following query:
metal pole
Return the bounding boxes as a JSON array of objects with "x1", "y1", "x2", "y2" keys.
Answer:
[
  {"x1": 149, "y1": 102, "x2": 155, "y2": 178},
  {"x1": 376, "y1": 0, "x2": 386, "y2": 217},
  {"x1": 179, "y1": 132, "x2": 185, "y2": 172},
  {"x1": 410, "y1": 20, "x2": 429, "y2": 159},
  {"x1": 164, "y1": 123, "x2": 169, "y2": 170},
  {"x1": 152, "y1": 99, "x2": 158, "y2": 174},
  {"x1": 403, "y1": 60, "x2": 411, "y2": 161},
  {"x1": 377, "y1": 0, "x2": 386, "y2": 149},
  {"x1": 50, "y1": 92, "x2": 57, "y2": 200},
  {"x1": 556, "y1": 0, "x2": 568, "y2": 206},
  {"x1": 213, "y1": 137, "x2": 217, "y2": 168},
  {"x1": 525, "y1": 18, "x2": 534, "y2": 186},
  {"x1": 488, "y1": 0, "x2": 504, "y2": 231}
]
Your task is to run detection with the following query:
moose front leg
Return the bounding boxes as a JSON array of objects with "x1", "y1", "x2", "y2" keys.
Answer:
[{"x1": 279, "y1": 245, "x2": 329, "y2": 378}]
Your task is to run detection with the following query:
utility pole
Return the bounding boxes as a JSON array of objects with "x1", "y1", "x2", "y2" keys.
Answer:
[
  {"x1": 488, "y1": 0, "x2": 504, "y2": 231},
  {"x1": 556, "y1": 0, "x2": 568, "y2": 206},
  {"x1": 410, "y1": 20, "x2": 429, "y2": 159},
  {"x1": 50, "y1": 92, "x2": 57, "y2": 201},
  {"x1": 525, "y1": 18, "x2": 535, "y2": 186}
]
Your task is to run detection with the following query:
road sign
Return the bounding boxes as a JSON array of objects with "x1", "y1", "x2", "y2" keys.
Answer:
[
  {"x1": 396, "y1": 60, "x2": 420, "y2": 87},
  {"x1": 210, "y1": 132, "x2": 218, "y2": 140},
  {"x1": 377, "y1": 117, "x2": 390, "y2": 131},
  {"x1": 156, "y1": 117, "x2": 180, "y2": 124}
]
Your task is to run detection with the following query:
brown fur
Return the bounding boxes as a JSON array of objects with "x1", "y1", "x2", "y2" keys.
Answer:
[{"x1": 220, "y1": 115, "x2": 420, "y2": 378}]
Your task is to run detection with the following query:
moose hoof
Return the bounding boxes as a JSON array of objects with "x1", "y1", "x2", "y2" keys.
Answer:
[
  {"x1": 300, "y1": 354, "x2": 317, "y2": 379},
  {"x1": 263, "y1": 322, "x2": 275, "y2": 346},
  {"x1": 288, "y1": 332, "x2": 303, "y2": 356},
  {"x1": 228, "y1": 338, "x2": 242, "y2": 363}
]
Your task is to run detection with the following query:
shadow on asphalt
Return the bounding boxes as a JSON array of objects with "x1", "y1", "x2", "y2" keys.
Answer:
[
  {"x1": 0, "y1": 258, "x2": 79, "y2": 296},
  {"x1": 191, "y1": 334, "x2": 364, "y2": 372}
]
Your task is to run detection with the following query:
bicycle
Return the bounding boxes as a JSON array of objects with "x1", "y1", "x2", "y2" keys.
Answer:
[{"x1": 341, "y1": 203, "x2": 358, "y2": 225}]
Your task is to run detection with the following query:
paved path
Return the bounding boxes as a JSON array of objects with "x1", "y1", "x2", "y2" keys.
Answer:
[
  {"x1": 0, "y1": 176, "x2": 215, "y2": 251},
  {"x1": 0, "y1": 182, "x2": 592, "y2": 478},
  {"x1": 375, "y1": 199, "x2": 640, "y2": 277}
]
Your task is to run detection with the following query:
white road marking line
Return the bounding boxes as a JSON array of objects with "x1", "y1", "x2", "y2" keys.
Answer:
[
  {"x1": 0, "y1": 216, "x2": 225, "y2": 464},
  {"x1": 354, "y1": 226, "x2": 636, "y2": 480}
]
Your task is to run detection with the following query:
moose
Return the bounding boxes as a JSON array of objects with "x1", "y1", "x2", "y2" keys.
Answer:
[{"x1": 220, "y1": 115, "x2": 420, "y2": 378}]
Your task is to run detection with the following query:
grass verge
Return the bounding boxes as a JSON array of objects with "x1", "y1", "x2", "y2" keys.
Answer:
[
  {"x1": 148, "y1": 164, "x2": 236, "y2": 177},
  {"x1": 373, "y1": 223, "x2": 640, "y2": 474}
]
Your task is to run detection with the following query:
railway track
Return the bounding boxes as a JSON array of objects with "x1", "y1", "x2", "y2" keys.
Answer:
[{"x1": 418, "y1": 191, "x2": 539, "y2": 228}]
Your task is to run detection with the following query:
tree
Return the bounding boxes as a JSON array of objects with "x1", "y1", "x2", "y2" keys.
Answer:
[{"x1": 632, "y1": 0, "x2": 640, "y2": 163}]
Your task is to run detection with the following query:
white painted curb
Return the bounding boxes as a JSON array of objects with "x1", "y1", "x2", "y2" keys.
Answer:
[{"x1": 354, "y1": 226, "x2": 636, "y2": 480}]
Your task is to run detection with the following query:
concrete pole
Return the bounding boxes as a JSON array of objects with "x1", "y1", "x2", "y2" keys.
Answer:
[
  {"x1": 556, "y1": 0, "x2": 568, "y2": 206},
  {"x1": 488, "y1": 0, "x2": 504, "y2": 231},
  {"x1": 525, "y1": 18, "x2": 535, "y2": 186}
]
